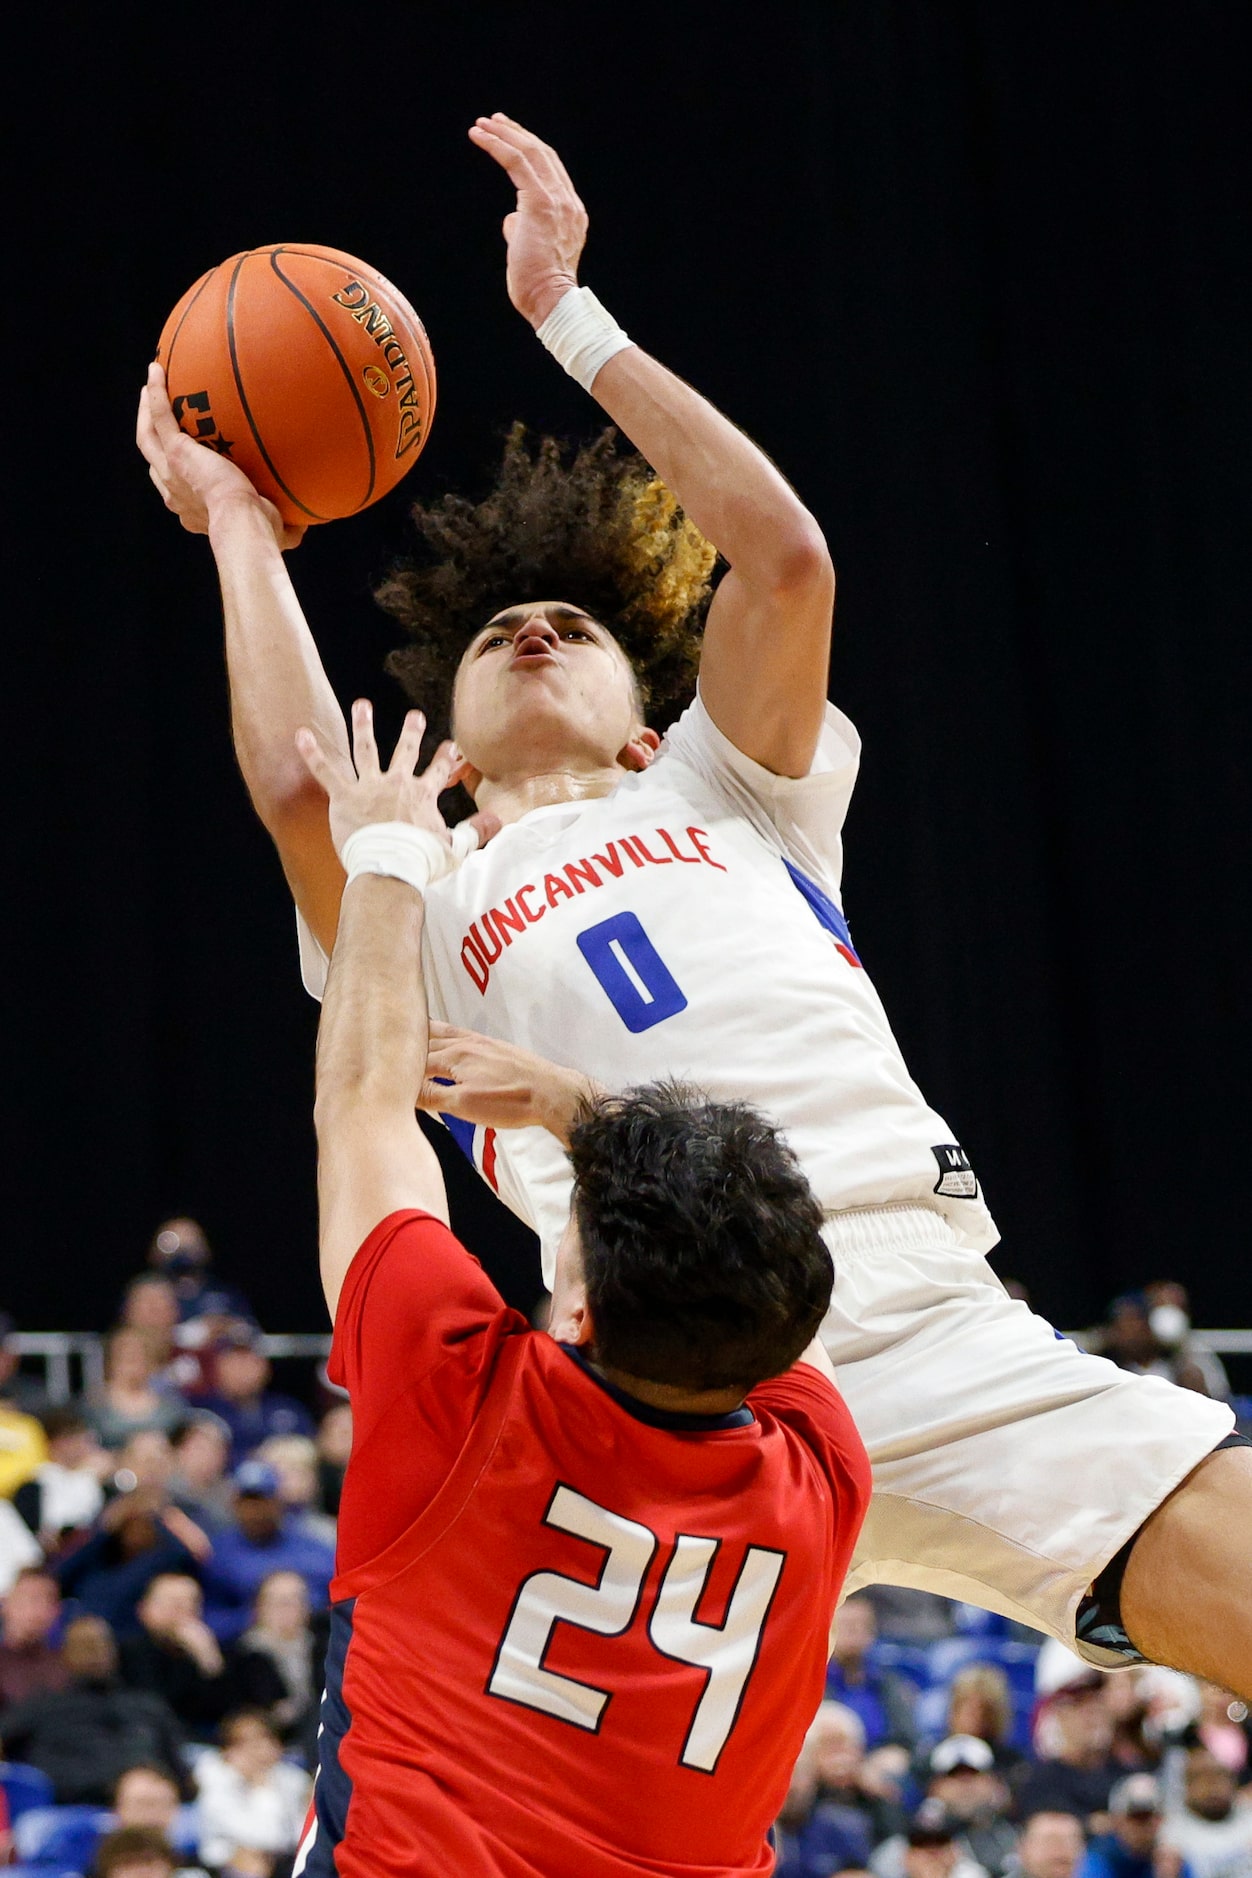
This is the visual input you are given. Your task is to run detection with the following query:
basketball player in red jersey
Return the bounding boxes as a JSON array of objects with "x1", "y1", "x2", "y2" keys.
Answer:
[{"x1": 291, "y1": 701, "x2": 870, "y2": 1875}]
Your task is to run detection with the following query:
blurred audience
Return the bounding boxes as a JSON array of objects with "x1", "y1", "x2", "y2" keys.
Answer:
[
  {"x1": 201, "y1": 1463, "x2": 333, "y2": 1643},
  {"x1": 1089, "y1": 1287, "x2": 1228, "y2": 1400},
  {"x1": 194, "y1": 1328, "x2": 314, "y2": 1470},
  {"x1": 94, "y1": 1823, "x2": 181, "y2": 1878},
  {"x1": 88, "y1": 1330, "x2": 186, "y2": 1450},
  {"x1": 944, "y1": 1664, "x2": 1027, "y2": 1780},
  {"x1": 1076, "y1": 1774, "x2": 1186, "y2": 1878},
  {"x1": 146, "y1": 1217, "x2": 255, "y2": 1330},
  {"x1": 807, "y1": 1699, "x2": 910, "y2": 1845},
  {"x1": 0, "y1": 1493, "x2": 43, "y2": 1593},
  {"x1": 239, "y1": 1567, "x2": 325, "y2": 1751},
  {"x1": 0, "y1": 1565, "x2": 67, "y2": 1707},
  {"x1": 774, "y1": 1703, "x2": 875, "y2": 1877},
  {"x1": 13, "y1": 1406, "x2": 108, "y2": 1553},
  {"x1": 168, "y1": 1412, "x2": 234, "y2": 1528},
  {"x1": 119, "y1": 1571, "x2": 285, "y2": 1740},
  {"x1": 1015, "y1": 1653, "x2": 1118, "y2": 1826},
  {"x1": 0, "y1": 1313, "x2": 48, "y2": 1494},
  {"x1": 255, "y1": 1434, "x2": 337, "y2": 1545},
  {"x1": 0, "y1": 1612, "x2": 184, "y2": 1801},
  {"x1": 1007, "y1": 1813, "x2": 1086, "y2": 1878},
  {"x1": 828, "y1": 1594, "x2": 919, "y2": 1747},
  {"x1": 54, "y1": 1482, "x2": 212, "y2": 1639},
  {"x1": 315, "y1": 1403, "x2": 351, "y2": 1518},
  {"x1": 195, "y1": 1708, "x2": 311, "y2": 1871},
  {"x1": 1159, "y1": 1745, "x2": 1252, "y2": 1878}
]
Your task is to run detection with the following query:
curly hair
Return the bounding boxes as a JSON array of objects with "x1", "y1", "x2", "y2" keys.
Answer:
[{"x1": 377, "y1": 425, "x2": 719, "y2": 746}]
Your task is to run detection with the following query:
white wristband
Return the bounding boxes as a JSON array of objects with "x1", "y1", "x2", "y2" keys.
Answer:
[
  {"x1": 341, "y1": 822, "x2": 464, "y2": 893},
  {"x1": 535, "y1": 286, "x2": 634, "y2": 392}
]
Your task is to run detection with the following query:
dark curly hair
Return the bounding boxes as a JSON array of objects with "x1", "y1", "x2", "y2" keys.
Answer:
[
  {"x1": 567, "y1": 1081, "x2": 832, "y2": 1394},
  {"x1": 377, "y1": 426, "x2": 719, "y2": 747}
]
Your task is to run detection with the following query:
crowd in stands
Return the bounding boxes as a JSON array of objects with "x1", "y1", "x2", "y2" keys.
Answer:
[
  {"x1": 0, "y1": 1219, "x2": 343, "y2": 1878},
  {"x1": 1, "y1": 1233, "x2": 1248, "y2": 1878}
]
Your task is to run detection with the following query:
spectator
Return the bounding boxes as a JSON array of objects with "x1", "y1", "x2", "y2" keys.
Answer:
[
  {"x1": 146, "y1": 1218, "x2": 254, "y2": 1330},
  {"x1": 201, "y1": 1463, "x2": 333, "y2": 1644},
  {"x1": 194, "y1": 1328, "x2": 314, "y2": 1469},
  {"x1": 169, "y1": 1413, "x2": 234, "y2": 1528},
  {"x1": 875, "y1": 1739, "x2": 1014, "y2": 1878},
  {"x1": 0, "y1": 1613, "x2": 184, "y2": 1802},
  {"x1": 861, "y1": 1588, "x2": 959, "y2": 1646},
  {"x1": 0, "y1": 1494, "x2": 43, "y2": 1594},
  {"x1": 0, "y1": 1566, "x2": 68, "y2": 1708},
  {"x1": 809, "y1": 1699, "x2": 909, "y2": 1846},
  {"x1": 1015, "y1": 1653, "x2": 1118, "y2": 1827},
  {"x1": 113, "y1": 1762, "x2": 183, "y2": 1832},
  {"x1": 12, "y1": 1406, "x2": 108, "y2": 1551},
  {"x1": 775, "y1": 1706, "x2": 874, "y2": 1878},
  {"x1": 1077, "y1": 1774, "x2": 1190, "y2": 1878},
  {"x1": 0, "y1": 1314, "x2": 47, "y2": 1494},
  {"x1": 195, "y1": 1708, "x2": 310, "y2": 1871},
  {"x1": 896, "y1": 1798, "x2": 989, "y2": 1878},
  {"x1": 120, "y1": 1277, "x2": 182, "y2": 1371},
  {"x1": 120, "y1": 1573, "x2": 285, "y2": 1741},
  {"x1": 254, "y1": 1435, "x2": 336, "y2": 1545},
  {"x1": 1142, "y1": 1284, "x2": 1230, "y2": 1401},
  {"x1": 945, "y1": 1664, "x2": 1028, "y2": 1779},
  {"x1": 88, "y1": 1330, "x2": 187, "y2": 1450},
  {"x1": 114, "y1": 1429, "x2": 178, "y2": 1497},
  {"x1": 828, "y1": 1594, "x2": 918, "y2": 1747},
  {"x1": 54, "y1": 1483, "x2": 212, "y2": 1640},
  {"x1": 94, "y1": 1824, "x2": 177, "y2": 1878},
  {"x1": 239, "y1": 1568, "x2": 324, "y2": 1749},
  {"x1": 314, "y1": 1403, "x2": 351, "y2": 1519},
  {"x1": 1160, "y1": 1746, "x2": 1252, "y2": 1878},
  {"x1": 1008, "y1": 1814, "x2": 1087, "y2": 1878}
]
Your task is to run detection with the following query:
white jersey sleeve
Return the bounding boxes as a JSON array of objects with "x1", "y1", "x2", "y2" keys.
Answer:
[{"x1": 659, "y1": 688, "x2": 862, "y2": 899}]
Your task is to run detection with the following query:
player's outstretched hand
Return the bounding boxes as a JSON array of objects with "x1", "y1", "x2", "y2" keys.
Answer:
[
  {"x1": 421, "y1": 1022, "x2": 602, "y2": 1145},
  {"x1": 468, "y1": 112, "x2": 588, "y2": 328},
  {"x1": 137, "y1": 362, "x2": 305, "y2": 552},
  {"x1": 296, "y1": 700, "x2": 498, "y2": 863}
]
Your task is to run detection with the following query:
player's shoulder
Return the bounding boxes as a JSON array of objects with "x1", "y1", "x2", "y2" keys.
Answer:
[{"x1": 750, "y1": 1366, "x2": 872, "y2": 1504}]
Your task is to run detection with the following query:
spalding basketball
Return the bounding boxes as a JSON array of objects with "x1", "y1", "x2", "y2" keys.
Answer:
[{"x1": 157, "y1": 244, "x2": 436, "y2": 526}]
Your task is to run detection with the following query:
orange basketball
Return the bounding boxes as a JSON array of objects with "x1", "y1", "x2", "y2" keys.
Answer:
[{"x1": 156, "y1": 244, "x2": 436, "y2": 526}]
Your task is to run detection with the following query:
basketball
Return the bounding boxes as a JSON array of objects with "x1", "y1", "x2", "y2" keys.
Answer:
[{"x1": 156, "y1": 244, "x2": 436, "y2": 527}]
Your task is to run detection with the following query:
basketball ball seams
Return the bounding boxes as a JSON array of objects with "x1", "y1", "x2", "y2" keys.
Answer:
[
  {"x1": 226, "y1": 253, "x2": 328, "y2": 524},
  {"x1": 159, "y1": 242, "x2": 434, "y2": 526},
  {"x1": 162, "y1": 265, "x2": 218, "y2": 389},
  {"x1": 268, "y1": 248, "x2": 377, "y2": 510}
]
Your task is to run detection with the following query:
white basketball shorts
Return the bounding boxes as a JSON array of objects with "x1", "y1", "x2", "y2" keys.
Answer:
[{"x1": 822, "y1": 1206, "x2": 1234, "y2": 1658}]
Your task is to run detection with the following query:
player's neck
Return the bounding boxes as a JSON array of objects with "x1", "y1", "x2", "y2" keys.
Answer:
[
  {"x1": 594, "y1": 1360, "x2": 746, "y2": 1418},
  {"x1": 474, "y1": 763, "x2": 625, "y2": 825}
]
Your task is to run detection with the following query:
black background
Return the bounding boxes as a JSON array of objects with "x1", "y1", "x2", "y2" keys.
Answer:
[{"x1": 6, "y1": 4, "x2": 1250, "y2": 1338}]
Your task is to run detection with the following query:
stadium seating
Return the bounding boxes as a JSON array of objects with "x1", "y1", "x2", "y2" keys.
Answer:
[{"x1": 0, "y1": 1762, "x2": 55, "y2": 1821}]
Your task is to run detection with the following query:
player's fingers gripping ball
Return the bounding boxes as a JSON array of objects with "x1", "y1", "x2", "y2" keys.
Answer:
[{"x1": 156, "y1": 245, "x2": 436, "y2": 527}]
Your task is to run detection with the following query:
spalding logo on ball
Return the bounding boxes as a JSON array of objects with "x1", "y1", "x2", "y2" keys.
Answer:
[{"x1": 157, "y1": 244, "x2": 436, "y2": 526}]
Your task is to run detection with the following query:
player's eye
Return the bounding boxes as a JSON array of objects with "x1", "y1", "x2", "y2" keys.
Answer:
[
  {"x1": 480, "y1": 632, "x2": 512, "y2": 651},
  {"x1": 561, "y1": 626, "x2": 592, "y2": 640}
]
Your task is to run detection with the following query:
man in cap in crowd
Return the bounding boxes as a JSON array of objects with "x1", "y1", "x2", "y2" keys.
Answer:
[
  {"x1": 1159, "y1": 1746, "x2": 1252, "y2": 1878},
  {"x1": 1078, "y1": 1775, "x2": 1192, "y2": 1878},
  {"x1": 192, "y1": 1326, "x2": 314, "y2": 1469},
  {"x1": 200, "y1": 1462, "x2": 333, "y2": 1643},
  {"x1": 874, "y1": 1739, "x2": 1018, "y2": 1878}
]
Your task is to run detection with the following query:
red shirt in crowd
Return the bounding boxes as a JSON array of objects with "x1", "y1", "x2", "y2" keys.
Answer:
[{"x1": 296, "y1": 1210, "x2": 870, "y2": 1878}]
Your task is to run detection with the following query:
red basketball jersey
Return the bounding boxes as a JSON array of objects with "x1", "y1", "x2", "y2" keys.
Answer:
[{"x1": 297, "y1": 1211, "x2": 870, "y2": 1878}]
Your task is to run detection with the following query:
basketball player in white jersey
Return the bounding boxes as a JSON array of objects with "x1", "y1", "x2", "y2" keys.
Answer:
[{"x1": 137, "y1": 114, "x2": 1252, "y2": 1691}]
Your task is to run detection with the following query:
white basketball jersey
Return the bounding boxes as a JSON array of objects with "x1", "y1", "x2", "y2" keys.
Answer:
[{"x1": 300, "y1": 694, "x2": 997, "y2": 1281}]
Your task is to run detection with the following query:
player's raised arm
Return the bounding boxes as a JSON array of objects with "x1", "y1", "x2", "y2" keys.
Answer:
[
  {"x1": 297, "y1": 703, "x2": 461, "y2": 1315},
  {"x1": 137, "y1": 364, "x2": 350, "y2": 955},
  {"x1": 469, "y1": 113, "x2": 835, "y2": 779}
]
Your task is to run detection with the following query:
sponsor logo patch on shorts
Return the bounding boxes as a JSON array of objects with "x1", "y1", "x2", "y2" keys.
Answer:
[{"x1": 932, "y1": 1143, "x2": 978, "y2": 1199}]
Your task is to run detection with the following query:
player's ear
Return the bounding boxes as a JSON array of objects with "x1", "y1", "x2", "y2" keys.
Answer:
[{"x1": 617, "y1": 727, "x2": 660, "y2": 773}]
